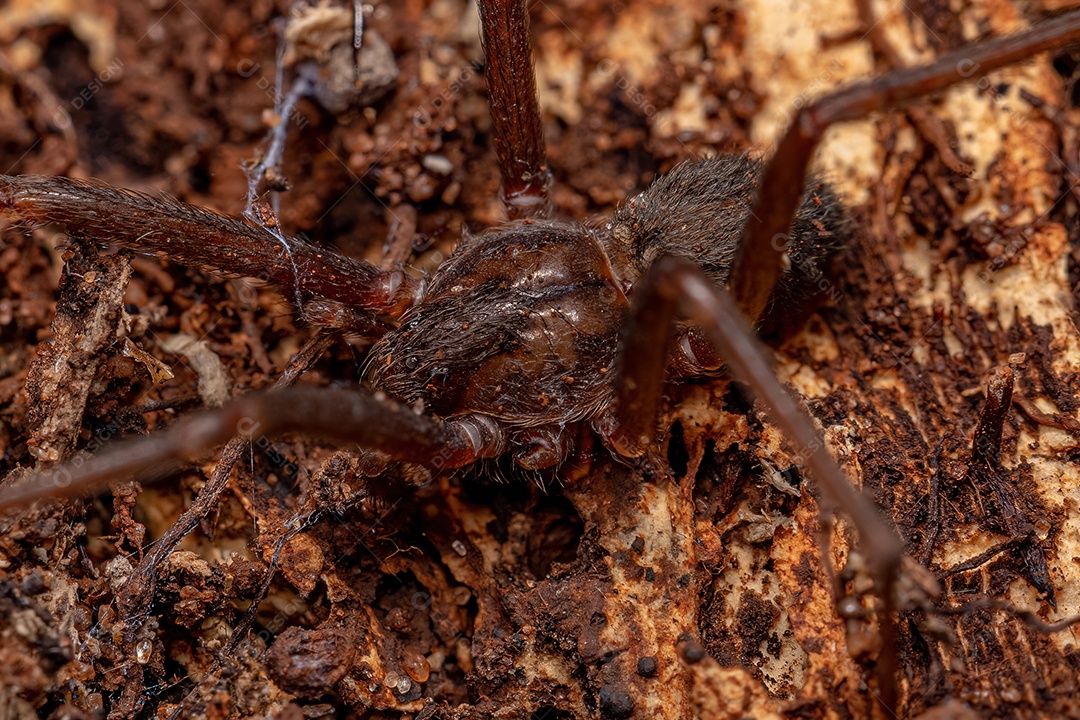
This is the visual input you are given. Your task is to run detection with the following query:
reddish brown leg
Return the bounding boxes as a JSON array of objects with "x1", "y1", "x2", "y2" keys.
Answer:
[
  {"x1": 478, "y1": 0, "x2": 552, "y2": 219},
  {"x1": 603, "y1": 254, "x2": 905, "y2": 713},
  {"x1": 731, "y1": 9, "x2": 1080, "y2": 325},
  {"x1": 0, "y1": 175, "x2": 421, "y2": 321},
  {"x1": 0, "y1": 385, "x2": 508, "y2": 512}
]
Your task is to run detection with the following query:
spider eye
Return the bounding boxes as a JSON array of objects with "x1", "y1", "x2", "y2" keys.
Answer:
[{"x1": 404, "y1": 355, "x2": 420, "y2": 370}]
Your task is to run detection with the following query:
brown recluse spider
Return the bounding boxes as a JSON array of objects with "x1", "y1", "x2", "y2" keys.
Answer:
[{"x1": 2, "y1": 1, "x2": 1080, "y2": 716}]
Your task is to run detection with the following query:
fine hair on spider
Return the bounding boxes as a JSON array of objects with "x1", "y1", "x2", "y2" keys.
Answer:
[{"x1": 3, "y1": 1, "x2": 1080, "y2": 717}]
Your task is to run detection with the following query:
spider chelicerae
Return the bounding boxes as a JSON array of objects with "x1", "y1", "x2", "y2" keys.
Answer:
[{"x1": 2, "y1": 1, "x2": 1080, "y2": 717}]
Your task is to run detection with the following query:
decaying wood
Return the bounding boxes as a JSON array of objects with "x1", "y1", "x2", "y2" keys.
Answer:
[
  {"x1": 1, "y1": 0, "x2": 1079, "y2": 718},
  {"x1": 24, "y1": 240, "x2": 132, "y2": 463}
]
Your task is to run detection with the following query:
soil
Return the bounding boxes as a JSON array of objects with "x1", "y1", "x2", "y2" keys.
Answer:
[{"x1": 2, "y1": 0, "x2": 1080, "y2": 719}]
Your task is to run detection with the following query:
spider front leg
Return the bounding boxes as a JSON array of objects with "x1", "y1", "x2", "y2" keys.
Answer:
[
  {"x1": 732, "y1": 8, "x2": 1080, "y2": 325},
  {"x1": 477, "y1": 0, "x2": 552, "y2": 219},
  {"x1": 0, "y1": 175, "x2": 421, "y2": 324},
  {"x1": 0, "y1": 385, "x2": 508, "y2": 512},
  {"x1": 600, "y1": 254, "x2": 905, "y2": 712}
]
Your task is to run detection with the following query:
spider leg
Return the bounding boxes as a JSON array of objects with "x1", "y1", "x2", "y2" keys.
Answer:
[
  {"x1": 478, "y1": 0, "x2": 552, "y2": 219},
  {"x1": 0, "y1": 386, "x2": 507, "y2": 513},
  {"x1": 0, "y1": 175, "x2": 422, "y2": 324},
  {"x1": 731, "y1": 9, "x2": 1080, "y2": 325},
  {"x1": 602, "y1": 254, "x2": 905, "y2": 712}
]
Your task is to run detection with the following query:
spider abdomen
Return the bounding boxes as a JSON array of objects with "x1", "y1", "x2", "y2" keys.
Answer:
[
  {"x1": 607, "y1": 153, "x2": 850, "y2": 314},
  {"x1": 370, "y1": 221, "x2": 628, "y2": 427}
]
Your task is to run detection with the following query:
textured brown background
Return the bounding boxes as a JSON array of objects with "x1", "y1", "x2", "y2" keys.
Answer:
[{"x1": 1, "y1": 0, "x2": 1079, "y2": 717}]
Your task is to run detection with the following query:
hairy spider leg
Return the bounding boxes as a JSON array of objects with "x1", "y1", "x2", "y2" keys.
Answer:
[
  {"x1": 0, "y1": 383, "x2": 509, "y2": 512},
  {"x1": 0, "y1": 175, "x2": 420, "y2": 329},
  {"x1": 478, "y1": 0, "x2": 553, "y2": 219},
  {"x1": 606, "y1": 254, "x2": 905, "y2": 713},
  {"x1": 731, "y1": 8, "x2": 1080, "y2": 325}
]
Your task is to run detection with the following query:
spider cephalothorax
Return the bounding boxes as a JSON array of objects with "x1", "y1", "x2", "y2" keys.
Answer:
[{"x1": 370, "y1": 220, "x2": 625, "y2": 430}]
